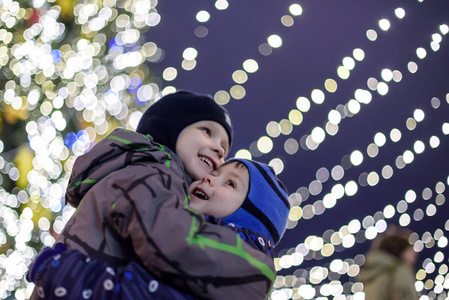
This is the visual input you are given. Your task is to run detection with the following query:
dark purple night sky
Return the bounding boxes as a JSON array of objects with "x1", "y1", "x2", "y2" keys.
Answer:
[{"x1": 145, "y1": 0, "x2": 449, "y2": 290}]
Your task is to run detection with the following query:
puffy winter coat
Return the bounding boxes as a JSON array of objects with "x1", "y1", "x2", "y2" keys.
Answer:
[{"x1": 55, "y1": 128, "x2": 275, "y2": 299}]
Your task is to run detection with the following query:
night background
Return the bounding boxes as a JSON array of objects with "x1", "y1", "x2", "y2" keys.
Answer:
[{"x1": 0, "y1": 0, "x2": 448, "y2": 299}]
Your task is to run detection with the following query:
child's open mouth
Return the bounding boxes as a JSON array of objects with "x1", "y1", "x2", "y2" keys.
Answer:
[
  {"x1": 199, "y1": 155, "x2": 215, "y2": 169},
  {"x1": 192, "y1": 187, "x2": 209, "y2": 200}
]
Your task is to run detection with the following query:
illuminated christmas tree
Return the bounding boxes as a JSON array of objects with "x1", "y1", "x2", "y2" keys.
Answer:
[{"x1": 0, "y1": 0, "x2": 162, "y2": 297}]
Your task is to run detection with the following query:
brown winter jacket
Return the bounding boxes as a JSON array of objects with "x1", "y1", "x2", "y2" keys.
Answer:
[{"x1": 57, "y1": 128, "x2": 275, "y2": 299}]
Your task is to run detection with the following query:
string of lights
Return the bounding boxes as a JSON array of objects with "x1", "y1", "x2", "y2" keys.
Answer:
[
  {"x1": 283, "y1": 96, "x2": 449, "y2": 229},
  {"x1": 276, "y1": 178, "x2": 448, "y2": 272},
  {"x1": 267, "y1": 97, "x2": 449, "y2": 298},
  {"x1": 220, "y1": 7, "x2": 406, "y2": 157},
  {"x1": 160, "y1": 3, "x2": 304, "y2": 96},
  {"x1": 232, "y1": 23, "x2": 448, "y2": 167},
  {"x1": 156, "y1": 4, "x2": 447, "y2": 182},
  {"x1": 272, "y1": 187, "x2": 448, "y2": 299}
]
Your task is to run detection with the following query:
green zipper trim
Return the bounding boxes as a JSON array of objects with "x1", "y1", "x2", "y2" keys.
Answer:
[
  {"x1": 157, "y1": 144, "x2": 171, "y2": 168},
  {"x1": 107, "y1": 135, "x2": 132, "y2": 144},
  {"x1": 107, "y1": 135, "x2": 149, "y2": 150},
  {"x1": 68, "y1": 178, "x2": 98, "y2": 189},
  {"x1": 186, "y1": 217, "x2": 275, "y2": 280}
]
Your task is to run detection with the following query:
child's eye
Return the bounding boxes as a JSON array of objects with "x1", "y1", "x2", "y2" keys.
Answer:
[
  {"x1": 226, "y1": 180, "x2": 236, "y2": 188},
  {"x1": 200, "y1": 127, "x2": 211, "y2": 135}
]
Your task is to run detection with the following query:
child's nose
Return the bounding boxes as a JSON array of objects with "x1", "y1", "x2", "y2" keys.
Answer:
[
  {"x1": 211, "y1": 142, "x2": 225, "y2": 159},
  {"x1": 203, "y1": 174, "x2": 214, "y2": 185}
]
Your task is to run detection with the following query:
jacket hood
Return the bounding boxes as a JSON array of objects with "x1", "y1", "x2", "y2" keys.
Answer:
[{"x1": 65, "y1": 128, "x2": 191, "y2": 207}]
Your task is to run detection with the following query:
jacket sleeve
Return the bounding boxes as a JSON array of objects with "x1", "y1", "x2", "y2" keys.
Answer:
[{"x1": 103, "y1": 163, "x2": 275, "y2": 300}]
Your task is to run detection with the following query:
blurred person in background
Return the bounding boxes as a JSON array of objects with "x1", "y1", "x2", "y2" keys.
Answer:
[{"x1": 360, "y1": 226, "x2": 419, "y2": 300}]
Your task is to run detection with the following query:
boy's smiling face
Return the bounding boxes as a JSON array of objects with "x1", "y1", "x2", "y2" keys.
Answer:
[
  {"x1": 176, "y1": 120, "x2": 229, "y2": 181},
  {"x1": 188, "y1": 161, "x2": 249, "y2": 218}
]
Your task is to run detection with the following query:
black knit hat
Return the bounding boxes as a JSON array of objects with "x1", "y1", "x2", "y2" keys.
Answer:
[{"x1": 136, "y1": 91, "x2": 233, "y2": 152}]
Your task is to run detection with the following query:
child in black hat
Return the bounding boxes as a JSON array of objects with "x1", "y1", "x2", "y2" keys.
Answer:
[{"x1": 27, "y1": 91, "x2": 282, "y2": 300}]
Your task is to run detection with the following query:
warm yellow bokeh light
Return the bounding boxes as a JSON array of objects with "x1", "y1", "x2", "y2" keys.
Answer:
[
  {"x1": 337, "y1": 66, "x2": 350, "y2": 79},
  {"x1": 257, "y1": 136, "x2": 273, "y2": 154},
  {"x1": 232, "y1": 70, "x2": 248, "y2": 84},
  {"x1": 288, "y1": 109, "x2": 303, "y2": 125},
  {"x1": 230, "y1": 85, "x2": 246, "y2": 99},
  {"x1": 235, "y1": 149, "x2": 252, "y2": 160},
  {"x1": 324, "y1": 79, "x2": 337, "y2": 92},
  {"x1": 162, "y1": 67, "x2": 177, "y2": 81},
  {"x1": 289, "y1": 207, "x2": 303, "y2": 221},
  {"x1": 214, "y1": 90, "x2": 231, "y2": 105}
]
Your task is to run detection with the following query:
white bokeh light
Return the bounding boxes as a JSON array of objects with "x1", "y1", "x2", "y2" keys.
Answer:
[
  {"x1": 196, "y1": 10, "x2": 210, "y2": 22},
  {"x1": 267, "y1": 35, "x2": 282, "y2": 48}
]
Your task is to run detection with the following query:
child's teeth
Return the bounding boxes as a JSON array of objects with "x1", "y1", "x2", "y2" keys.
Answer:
[
  {"x1": 200, "y1": 156, "x2": 212, "y2": 167},
  {"x1": 194, "y1": 190, "x2": 209, "y2": 200}
]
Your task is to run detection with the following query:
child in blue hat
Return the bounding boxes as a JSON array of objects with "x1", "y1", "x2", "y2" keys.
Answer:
[{"x1": 191, "y1": 158, "x2": 290, "y2": 247}]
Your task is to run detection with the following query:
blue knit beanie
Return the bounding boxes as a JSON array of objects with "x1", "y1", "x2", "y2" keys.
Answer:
[
  {"x1": 136, "y1": 91, "x2": 233, "y2": 152},
  {"x1": 222, "y1": 159, "x2": 290, "y2": 245}
]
